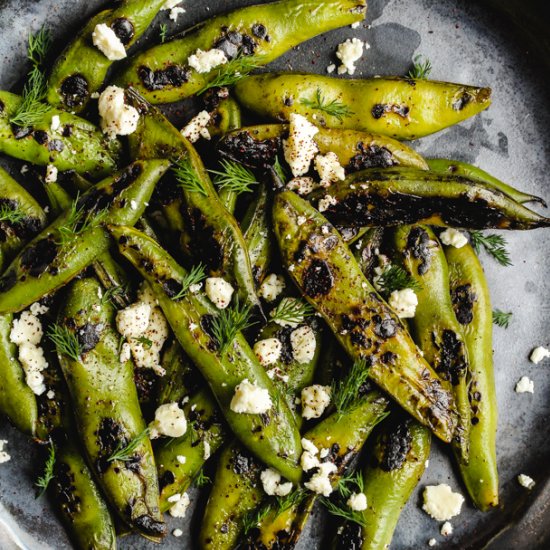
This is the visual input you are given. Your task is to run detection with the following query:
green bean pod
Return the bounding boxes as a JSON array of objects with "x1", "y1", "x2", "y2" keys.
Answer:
[
  {"x1": 352, "y1": 227, "x2": 384, "y2": 278},
  {"x1": 206, "y1": 92, "x2": 243, "y2": 138},
  {"x1": 0, "y1": 159, "x2": 170, "y2": 314},
  {"x1": 116, "y1": 0, "x2": 366, "y2": 104},
  {"x1": 234, "y1": 74, "x2": 491, "y2": 140},
  {"x1": 111, "y1": 225, "x2": 303, "y2": 483},
  {"x1": 427, "y1": 158, "x2": 546, "y2": 207},
  {"x1": 47, "y1": 0, "x2": 167, "y2": 112},
  {"x1": 445, "y1": 242, "x2": 498, "y2": 510},
  {"x1": 0, "y1": 92, "x2": 121, "y2": 177},
  {"x1": 311, "y1": 167, "x2": 550, "y2": 230},
  {"x1": 273, "y1": 190, "x2": 457, "y2": 442},
  {"x1": 56, "y1": 277, "x2": 164, "y2": 539},
  {"x1": 334, "y1": 416, "x2": 431, "y2": 550},
  {"x1": 393, "y1": 225, "x2": 471, "y2": 463}
]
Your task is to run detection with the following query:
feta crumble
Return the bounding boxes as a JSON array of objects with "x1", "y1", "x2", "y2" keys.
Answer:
[
  {"x1": 92, "y1": 23, "x2": 127, "y2": 61},
  {"x1": 326, "y1": 63, "x2": 336, "y2": 74},
  {"x1": 518, "y1": 474, "x2": 535, "y2": 489},
  {"x1": 300, "y1": 450, "x2": 321, "y2": 472},
  {"x1": 169, "y1": 6, "x2": 186, "y2": 21},
  {"x1": 253, "y1": 338, "x2": 283, "y2": 366},
  {"x1": 116, "y1": 302, "x2": 152, "y2": 339},
  {"x1": 258, "y1": 274, "x2": 286, "y2": 302},
  {"x1": 440, "y1": 521, "x2": 453, "y2": 536},
  {"x1": 304, "y1": 461, "x2": 337, "y2": 496},
  {"x1": 203, "y1": 440, "x2": 211, "y2": 460},
  {"x1": 0, "y1": 440, "x2": 10, "y2": 464},
  {"x1": 314, "y1": 152, "x2": 345, "y2": 187},
  {"x1": 389, "y1": 288, "x2": 418, "y2": 319},
  {"x1": 150, "y1": 402, "x2": 187, "y2": 438},
  {"x1": 290, "y1": 325, "x2": 317, "y2": 364},
  {"x1": 188, "y1": 48, "x2": 228, "y2": 73},
  {"x1": 98, "y1": 86, "x2": 139, "y2": 138},
  {"x1": 515, "y1": 376, "x2": 534, "y2": 394},
  {"x1": 260, "y1": 468, "x2": 293, "y2": 496},
  {"x1": 347, "y1": 492, "x2": 367, "y2": 511},
  {"x1": 230, "y1": 379, "x2": 272, "y2": 414},
  {"x1": 50, "y1": 115, "x2": 61, "y2": 132},
  {"x1": 301, "y1": 438, "x2": 318, "y2": 454},
  {"x1": 428, "y1": 539, "x2": 437, "y2": 547},
  {"x1": 318, "y1": 194, "x2": 337, "y2": 213},
  {"x1": 287, "y1": 176, "x2": 316, "y2": 195},
  {"x1": 181, "y1": 110, "x2": 211, "y2": 143},
  {"x1": 205, "y1": 277, "x2": 234, "y2": 309},
  {"x1": 440, "y1": 228, "x2": 468, "y2": 249},
  {"x1": 422, "y1": 484, "x2": 464, "y2": 522},
  {"x1": 177, "y1": 455, "x2": 187, "y2": 464},
  {"x1": 283, "y1": 113, "x2": 319, "y2": 177},
  {"x1": 336, "y1": 38, "x2": 364, "y2": 75},
  {"x1": 173, "y1": 529, "x2": 183, "y2": 538},
  {"x1": 530, "y1": 346, "x2": 550, "y2": 364},
  {"x1": 45, "y1": 164, "x2": 58, "y2": 184},
  {"x1": 169, "y1": 492, "x2": 190, "y2": 518},
  {"x1": 301, "y1": 385, "x2": 331, "y2": 419}
]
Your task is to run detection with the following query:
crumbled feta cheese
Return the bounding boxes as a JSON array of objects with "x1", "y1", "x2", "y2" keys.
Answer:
[
  {"x1": 181, "y1": 110, "x2": 211, "y2": 143},
  {"x1": 128, "y1": 308, "x2": 169, "y2": 375},
  {"x1": 389, "y1": 288, "x2": 418, "y2": 318},
  {"x1": 518, "y1": 474, "x2": 535, "y2": 489},
  {"x1": 440, "y1": 228, "x2": 468, "y2": 249},
  {"x1": 422, "y1": 484, "x2": 465, "y2": 521},
  {"x1": 428, "y1": 539, "x2": 437, "y2": 547},
  {"x1": 351, "y1": 21, "x2": 361, "y2": 29},
  {"x1": 230, "y1": 379, "x2": 272, "y2": 414},
  {"x1": 314, "y1": 152, "x2": 345, "y2": 187},
  {"x1": 50, "y1": 115, "x2": 61, "y2": 132},
  {"x1": 530, "y1": 346, "x2": 550, "y2": 364},
  {"x1": 283, "y1": 113, "x2": 319, "y2": 177},
  {"x1": 515, "y1": 376, "x2": 534, "y2": 394},
  {"x1": 46, "y1": 390, "x2": 55, "y2": 400},
  {"x1": 116, "y1": 302, "x2": 152, "y2": 339},
  {"x1": 18, "y1": 344, "x2": 48, "y2": 395},
  {"x1": 304, "y1": 461, "x2": 337, "y2": 496},
  {"x1": 203, "y1": 440, "x2": 211, "y2": 460},
  {"x1": 318, "y1": 194, "x2": 337, "y2": 213},
  {"x1": 301, "y1": 385, "x2": 331, "y2": 419},
  {"x1": 130, "y1": 200, "x2": 138, "y2": 210},
  {"x1": 319, "y1": 448, "x2": 329, "y2": 459},
  {"x1": 326, "y1": 63, "x2": 336, "y2": 74},
  {"x1": 169, "y1": 6, "x2": 186, "y2": 21},
  {"x1": 177, "y1": 455, "x2": 187, "y2": 464},
  {"x1": 290, "y1": 325, "x2": 317, "y2": 364},
  {"x1": 440, "y1": 521, "x2": 453, "y2": 536},
  {"x1": 92, "y1": 23, "x2": 127, "y2": 61},
  {"x1": 98, "y1": 86, "x2": 139, "y2": 138},
  {"x1": 336, "y1": 38, "x2": 364, "y2": 75},
  {"x1": 151, "y1": 402, "x2": 187, "y2": 438},
  {"x1": 300, "y1": 450, "x2": 321, "y2": 472},
  {"x1": 260, "y1": 468, "x2": 293, "y2": 496},
  {"x1": 45, "y1": 164, "x2": 58, "y2": 184},
  {"x1": 259, "y1": 274, "x2": 286, "y2": 302},
  {"x1": 189, "y1": 282, "x2": 203, "y2": 294},
  {"x1": 287, "y1": 176, "x2": 316, "y2": 196},
  {"x1": 347, "y1": 492, "x2": 367, "y2": 511},
  {"x1": 205, "y1": 277, "x2": 234, "y2": 309},
  {"x1": 169, "y1": 492, "x2": 190, "y2": 518},
  {"x1": 188, "y1": 48, "x2": 228, "y2": 73},
  {"x1": 10, "y1": 310, "x2": 43, "y2": 346},
  {"x1": 301, "y1": 438, "x2": 318, "y2": 454},
  {"x1": 167, "y1": 494, "x2": 181, "y2": 503},
  {"x1": 253, "y1": 338, "x2": 283, "y2": 366},
  {"x1": 0, "y1": 440, "x2": 10, "y2": 464},
  {"x1": 297, "y1": 215, "x2": 307, "y2": 226},
  {"x1": 173, "y1": 529, "x2": 183, "y2": 538}
]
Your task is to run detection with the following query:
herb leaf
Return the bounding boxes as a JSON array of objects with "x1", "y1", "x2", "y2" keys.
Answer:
[
  {"x1": 272, "y1": 156, "x2": 289, "y2": 185},
  {"x1": 35, "y1": 442, "x2": 56, "y2": 498},
  {"x1": 0, "y1": 203, "x2": 26, "y2": 225},
  {"x1": 173, "y1": 157, "x2": 209, "y2": 196},
  {"x1": 408, "y1": 55, "x2": 432, "y2": 79},
  {"x1": 275, "y1": 488, "x2": 308, "y2": 513},
  {"x1": 375, "y1": 264, "x2": 421, "y2": 296},
  {"x1": 269, "y1": 297, "x2": 314, "y2": 327},
  {"x1": 100, "y1": 284, "x2": 130, "y2": 308},
  {"x1": 242, "y1": 502, "x2": 273, "y2": 534},
  {"x1": 48, "y1": 324, "x2": 82, "y2": 362},
  {"x1": 159, "y1": 23, "x2": 168, "y2": 44},
  {"x1": 107, "y1": 428, "x2": 150, "y2": 463},
  {"x1": 210, "y1": 160, "x2": 258, "y2": 195},
  {"x1": 55, "y1": 198, "x2": 107, "y2": 246},
  {"x1": 493, "y1": 309, "x2": 512, "y2": 328},
  {"x1": 336, "y1": 471, "x2": 364, "y2": 498},
  {"x1": 172, "y1": 264, "x2": 207, "y2": 301},
  {"x1": 320, "y1": 496, "x2": 367, "y2": 527},
  {"x1": 469, "y1": 231, "x2": 512, "y2": 266},
  {"x1": 210, "y1": 298, "x2": 255, "y2": 353},
  {"x1": 27, "y1": 25, "x2": 52, "y2": 66},
  {"x1": 195, "y1": 469, "x2": 211, "y2": 487},
  {"x1": 299, "y1": 88, "x2": 354, "y2": 121},
  {"x1": 331, "y1": 359, "x2": 370, "y2": 418},
  {"x1": 198, "y1": 55, "x2": 261, "y2": 95}
]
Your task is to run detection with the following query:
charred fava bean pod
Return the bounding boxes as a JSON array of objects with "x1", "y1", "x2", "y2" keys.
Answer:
[
  {"x1": 56, "y1": 277, "x2": 164, "y2": 538},
  {"x1": 218, "y1": 124, "x2": 428, "y2": 172},
  {"x1": 393, "y1": 225, "x2": 471, "y2": 463},
  {"x1": 311, "y1": 167, "x2": 550, "y2": 230},
  {"x1": 116, "y1": 0, "x2": 366, "y2": 104},
  {"x1": 334, "y1": 416, "x2": 431, "y2": 550},
  {"x1": 445, "y1": 242, "x2": 498, "y2": 511},
  {"x1": 112, "y1": 225, "x2": 303, "y2": 483},
  {"x1": 427, "y1": 158, "x2": 547, "y2": 207},
  {"x1": 47, "y1": 0, "x2": 167, "y2": 112},
  {"x1": 273, "y1": 191, "x2": 457, "y2": 442},
  {"x1": 0, "y1": 92, "x2": 121, "y2": 177},
  {"x1": 352, "y1": 227, "x2": 385, "y2": 278},
  {"x1": 204, "y1": 88, "x2": 243, "y2": 139},
  {"x1": 0, "y1": 160, "x2": 170, "y2": 314},
  {"x1": 234, "y1": 74, "x2": 491, "y2": 140}
]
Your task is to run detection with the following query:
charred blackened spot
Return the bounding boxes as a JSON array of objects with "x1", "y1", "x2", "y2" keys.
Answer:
[
  {"x1": 152, "y1": 175, "x2": 180, "y2": 206},
  {"x1": 274, "y1": 326, "x2": 295, "y2": 364},
  {"x1": 348, "y1": 143, "x2": 397, "y2": 171},
  {"x1": 451, "y1": 283, "x2": 477, "y2": 325},
  {"x1": 162, "y1": 277, "x2": 184, "y2": 298},
  {"x1": 134, "y1": 368, "x2": 158, "y2": 405},
  {"x1": 95, "y1": 417, "x2": 127, "y2": 473},
  {"x1": 218, "y1": 131, "x2": 280, "y2": 169},
  {"x1": 406, "y1": 226, "x2": 432, "y2": 275},
  {"x1": 48, "y1": 139, "x2": 64, "y2": 152},
  {"x1": 77, "y1": 323, "x2": 103, "y2": 353},
  {"x1": 293, "y1": 239, "x2": 309, "y2": 263},
  {"x1": 118, "y1": 235, "x2": 128, "y2": 246},
  {"x1": 60, "y1": 74, "x2": 89, "y2": 108},
  {"x1": 202, "y1": 87, "x2": 229, "y2": 112},
  {"x1": 335, "y1": 521, "x2": 363, "y2": 549},
  {"x1": 303, "y1": 259, "x2": 334, "y2": 297},
  {"x1": 379, "y1": 419, "x2": 412, "y2": 471},
  {"x1": 434, "y1": 330, "x2": 467, "y2": 385},
  {"x1": 183, "y1": 208, "x2": 224, "y2": 271},
  {"x1": 139, "y1": 259, "x2": 154, "y2": 274},
  {"x1": 214, "y1": 28, "x2": 257, "y2": 59},
  {"x1": 372, "y1": 314, "x2": 397, "y2": 339},
  {"x1": 284, "y1": 96, "x2": 294, "y2": 107},
  {"x1": 159, "y1": 470, "x2": 175, "y2": 490},
  {"x1": 371, "y1": 104, "x2": 385, "y2": 119},
  {"x1": 0, "y1": 100, "x2": 4, "y2": 113},
  {"x1": 380, "y1": 351, "x2": 397, "y2": 364},
  {"x1": 54, "y1": 461, "x2": 81, "y2": 517},
  {"x1": 33, "y1": 130, "x2": 49, "y2": 145},
  {"x1": 12, "y1": 125, "x2": 32, "y2": 140},
  {"x1": 452, "y1": 92, "x2": 472, "y2": 111},
  {"x1": 20, "y1": 238, "x2": 58, "y2": 277},
  {"x1": 201, "y1": 314, "x2": 220, "y2": 351},
  {"x1": 350, "y1": 331, "x2": 370, "y2": 348},
  {"x1": 138, "y1": 65, "x2": 190, "y2": 91},
  {"x1": 251, "y1": 23, "x2": 269, "y2": 41},
  {"x1": 0, "y1": 199, "x2": 42, "y2": 242},
  {"x1": 62, "y1": 124, "x2": 73, "y2": 137},
  {"x1": 371, "y1": 103, "x2": 410, "y2": 119},
  {"x1": 134, "y1": 515, "x2": 166, "y2": 537},
  {"x1": 111, "y1": 18, "x2": 134, "y2": 45}
]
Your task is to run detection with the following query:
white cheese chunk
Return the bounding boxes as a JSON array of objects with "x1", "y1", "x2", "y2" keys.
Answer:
[
  {"x1": 50, "y1": 115, "x2": 61, "y2": 132},
  {"x1": 173, "y1": 529, "x2": 183, "y2": 538},
  {"x1": 176, "y1": 455, "x2": 187, "y2": 464},
  {"x1": 205, "y1": 277, "x2": 234, "y2": 309},
  {"x1": 169, "y1": 6, "x2": 186, "y2": 21},
  {"x1": 116, "y1": 302, "x2": 152, "y2": 339},
  {"x1": 92, "y1": 23, "x2": 127, "y2": 61},
  {"x1": 45, "y1": 164, "x2": 58, "y2": 184},
  {"x1": 422, "y1": 484, "x2": 465, "y2": 521},
  {"x1": 326, "y1": 63, "x2": 336, "y2": 74},
  {"x1": 260, "y1": 468, "x2": 293, "y2": 496},
  {"x1": 290, "y1": 325, "x2": 317, "y2": 364},
  {"x1": 336, "y1": 38, "x2": 364, "y2": 75},
  {"x1": 181, "y1": 110, "x2": 211, "y2": 143},
  {"x1": 188, "y1": 48, "x2": 228, "y2": 73},
  {"x1": 10, "y1": 310, "x2": 43, "y2": 346},
  {"x1": 169, "y1": 492, "x2": 190, "y2": 518},
  {"x1": 203, "y1": 440, "x2": 211, "y2": 460},
  {"x1": 283, "y1": 113, "x2": 319, "y2": 177},
  {"x1": 301, "y1": 437, "x2": 319, "y2": 454},
  {"x1": 428, "y1": 539, "x2": 437, "y2": 547},
  {"x1": 318, "y1": 194, "x2": 337, "y2": 213},
  {"x1": 151, "y1": 402, "x2": 187, "y2": 438},
  {"x1": 304, "y1": 461, "x2": 337, "y2": 496},
  {"x1": 119, "y1": 342, "x2": 132, "y2": 363},
  {"x1": 518, "y1": 473, "x2": 535, "y2": 489},
  {"x1": 300, "y1": 450, "x2": 321, "y2": 472},
  {"x1": 515, "y1": 376, "x2": 534, "y2": 394},
  {"x1": 259, "y1": 274, "x2": 286, "y2": 302},
  {"x1": 314, "y1": 152, "x2": 345, "y2": 187},
  {"x1": 440, "y1": 521, "x2": 453, "y2": 536},
  {"x1": 98, "y1": 86, "x2": 139, "y2": 138},
  {"x1": 0, "y1": 440, "x2": 10, "y2": 464},
  {"x1": 530, "y1": 346, "x2": 550, "y2": 364},
  {"x1": 347, "y1": 492, "x2": 367, "y2": 511},
  {"x1": 301, "y1": 385, "x2": 331, "y2": 419},
  {"x1": 230, "y1": 379, "x2": 272, "y2": 414},
  {"x1": 440, "y1": 228, "x2": 468, "y2": 249},
  {"x1": 253, "y1": 338, "x2": 283, "y2": 366},
  {"x1": 389, "y1": 288, "x2": 418, "y2": 319},
  {"x1": 287, "y1": 176, "x2": 316, "y2": 196}
]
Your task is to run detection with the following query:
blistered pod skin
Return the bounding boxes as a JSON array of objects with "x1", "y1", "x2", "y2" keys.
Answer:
[
  {"x1": 272, "y1": 190, "x2": 457, "y2": 442},
  {"x1": 47, "y1": 0, "x2": 168, "y2": 112},
  {"x1": 116, "y1": 0, "x2": 367, "y2": 104},
  {"x1": 56, "y1": 277, "x2": 164, "y2": 539},
  {"x1": 234, "y1": 74, "x2": 491, "y2": 140},
  {"x1": 393, "y1": 225, "x2": 471, "y2": 463},
  {"x1": 445, "y1": 242, "x2": 499, "y2": 511},
  {"x1": 0, "y1": 159, "x2": 170, "y2": 314}
]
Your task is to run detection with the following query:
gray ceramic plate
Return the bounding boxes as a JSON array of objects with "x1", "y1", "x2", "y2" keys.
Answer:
[{"x1": 1, "y1": 0, "x2": 549, "y2": 548}]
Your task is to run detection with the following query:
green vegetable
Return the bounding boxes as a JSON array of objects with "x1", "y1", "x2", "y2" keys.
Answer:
[{"x1": 493, "y1": 309, "x2": 512, "y2": 328}]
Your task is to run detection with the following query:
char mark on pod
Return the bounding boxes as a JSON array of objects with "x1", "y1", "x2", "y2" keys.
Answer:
[
  {"x1": 379, "y1": 418, "x2": 412, "y2": 471},
  {"x1": 95, "y1": 417, "x2": 128, "y2": 473},
  {"x1": 20, "y1": 238, "x2": 58, "y2": 277},
  {"x1": 54, "y1": 461, "x2": 81, "y2": 518},
  {"x1": 111, "y1": 18, "x2": 134, "y2": 45},
  {"x1": 60, "y1": 74, "x2": 89, "y2": 108},
  {"x1": 218, "y1": 131, "x2": 281, "y2": 169},
  {"x1": 138, "y1": 65, "x2": 190, "y2": 91},
  {"x1": 302, "y1": 258, "x2": 334, "y2": 297},
  {"x1": 451, "y1": 283, "x2": 477, "y2": 325},
  {"x1": 76, "y1": 322, "x2": 103, "y2": 353},
  {"x1": 406, "y1": 226, "x2": 432, "y2": 275},
  {"x1": 182, "y1": 207, "x2": 224, "y2": 271},
  {"x1": 371, "y1": 103, "x2": 410, "y2": 120},
  {"x1": 348, "y1": 143, "x2": 398, "y2": 172},
  {"x1": 335, "y1": 522, "x2": 364, "y2": 550},
  {"x1": 213, "y1": 27, "x2": 258, "y2": 59},
  {"x1": 434, "y1": 329, "x2": 467, "y2": 386},
  {"x1": 133, "y1": 514, "x2": 166, "y2": 537}
]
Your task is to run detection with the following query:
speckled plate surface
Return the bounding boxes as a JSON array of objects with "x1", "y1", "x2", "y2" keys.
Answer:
[{"x1": 1, "y1": 0, "x2": 549, "y2": 548}]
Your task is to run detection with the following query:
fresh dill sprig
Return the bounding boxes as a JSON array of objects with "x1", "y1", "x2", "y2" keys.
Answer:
[
  {"x1": 242, "y1": 502, "x2": 273, "y2": 534},
  {"x1": 275, "y1": 488, "x2": 308, "y2": 513},
  {"x1": 408, "y1": 54, "x2": 432, "y2": 80},
  {"x1": 336, "y1": 471, "x2": 365, "y2": 499},
  {"x1": 469, "y1": 231, "x2": 512, "y2": 267},
  {"x1": 195, "y1": 469, "x2": 211, "y2": 487},
  {"x1": 173, "y1": 158, "x2": 209, "y2": 196},
  {"x1": 56, "y1": 199, "x2": 107, "y2": 246},
  {"x1": 172, "y1": 264, "x2": 207, "y2": 300},
  {"x1": 198, "y1": 55, "x2": 262, "y2": 95},
  {"x1": 493, "y1": 309, "x2": 512, "y2": 328},
  {"x1": 48, "y1": 324, "x2": 82, "y2": 362},
  {"x1": 273, "y1": 156, "x2": 289, "y2": 185},
  {"x1": 35, "y1": 442, "x2": 56, "y2": 498},
  {"x1": 331, "y1": 359, "x2": 370, "y2": 418},
  {"x1": 107, "y1": 428, "x2": 151, "y2": 463},
  {"x1": 210, "y1": 298, "x2": 255, "y2": 352},
  {"x1": 210, "y1": 160, "x2": 258, "y2": 195},
  {"x1": 299, "y1": 87, "x2": 354, "y2": 121},
  {"x1": 159, "y1": 23, "x2": 168, "y2": 44},
  {"x1": 0, "y1": 203, "x2": 26, "y2": 225},
  {"x1": 320, "y1": 496, "x2": 367, "y2": 527},
  {"x1": 375, "y1": 264, "x2": 421, "y2": 296},
  {"x1": 269, "y1": 297, "x2": 314, "y2": 327},
  {"x1": 136, "y1": 336, "x2": 153, "y2": 349},
  {"x1": 27, "y1": 25, "x2": 52, "y2": 66},
  {"x1": 100, "y1": 284, "x2": 129, "y2": 308}
]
